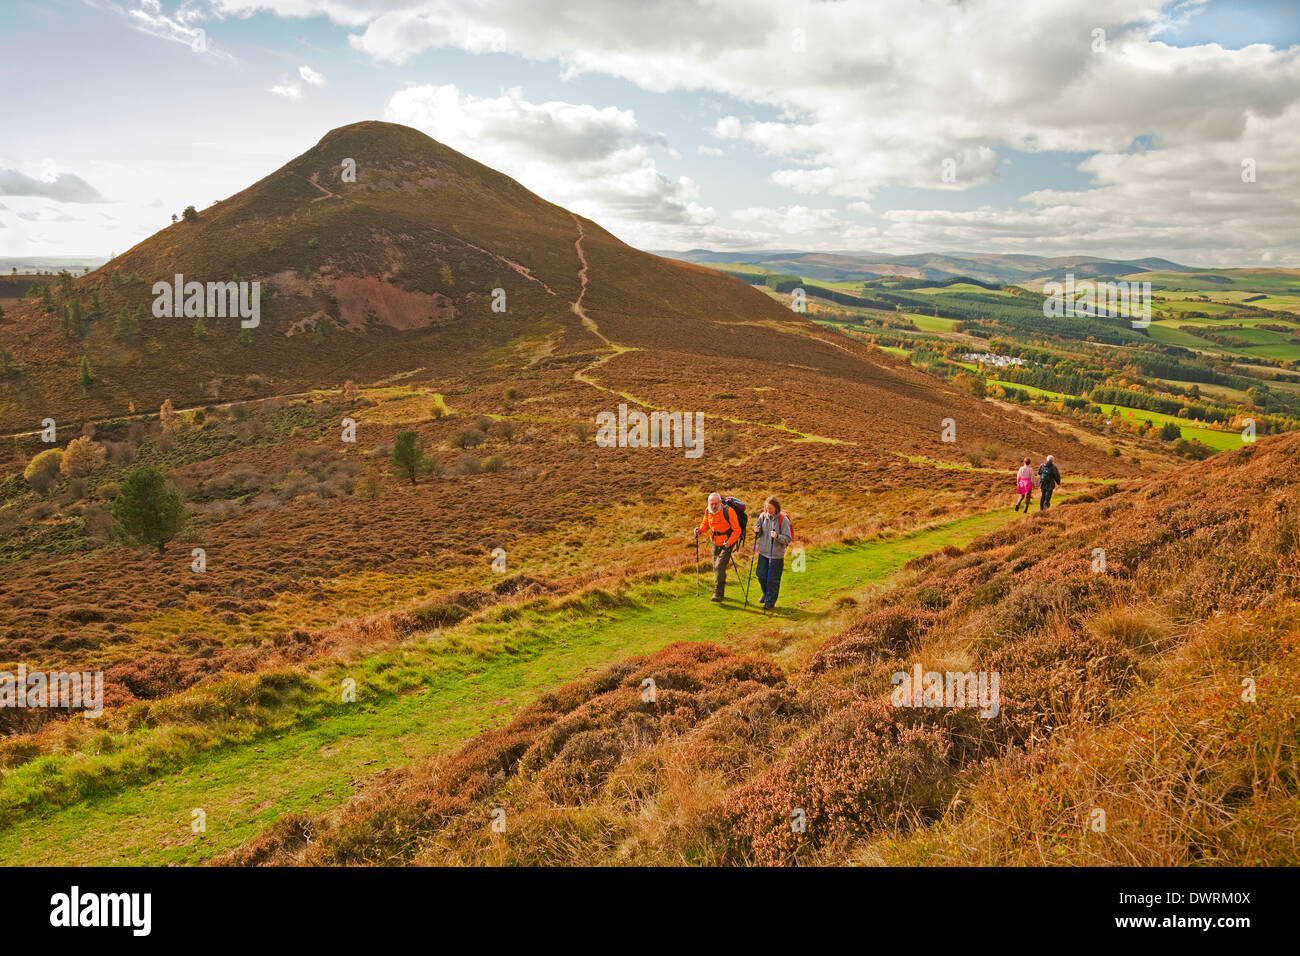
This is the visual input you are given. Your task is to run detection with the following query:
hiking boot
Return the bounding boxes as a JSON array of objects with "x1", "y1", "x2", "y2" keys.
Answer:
[
  {"x1": 710, "y1": 595, "x2": 723, "y2": 603},
  {"x1": 763, "y1": 603, "x2": 775, "y2": 612}
]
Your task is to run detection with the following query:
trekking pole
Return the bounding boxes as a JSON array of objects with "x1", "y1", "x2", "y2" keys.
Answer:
[
  {"x1": 762, "y1": 522, "x2": 775, "y2": 612},
  {"x1": 743, "y1": 529, "x2": 759, "y2": 606},
  {"x1": 693, "y1": 533, "x2": 700, "y2": 593}
]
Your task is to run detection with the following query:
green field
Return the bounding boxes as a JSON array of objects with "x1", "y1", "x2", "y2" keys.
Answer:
[
  {"x1": 907, "y1": 312, "x2": 960, "y2": 332},
  {"x1": 1097, "y1": 403, "x2": 1243, "y2": 450},
  {"x1": 1128, "y1": 269, "x2": 1300, "y2": 295},
  {"x1": 990, "y1": 380, "x2": 1068, "y2": 401}
]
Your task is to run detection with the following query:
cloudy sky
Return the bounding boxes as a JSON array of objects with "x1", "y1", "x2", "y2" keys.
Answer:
[{"x1": 2, "y1": 0, "x2": 1298, "y2": 265}]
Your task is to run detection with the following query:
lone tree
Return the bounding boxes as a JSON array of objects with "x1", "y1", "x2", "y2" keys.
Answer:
[
  {"x1": 78, "y1": 355, "x2": 95, "y2": 387},
  {"x1": 159, "y1": 398, "x2": 179, "y2": 435},
  {"x1": 390, "y1": 430, "x2": 436, "y2": 485},
  {"x1": 182, "y1": 205, "x2": 199, "y2": 223},
  {"x1": 112, "y1": 466, "x2": 186, "y2": 554}
]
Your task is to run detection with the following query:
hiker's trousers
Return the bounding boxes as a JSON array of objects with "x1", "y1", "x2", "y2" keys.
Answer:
[
  {"x1": 712, "y1": 543, "x2": 733, "y2": 598},
  {"x1": 1040, "y1": 485, "x2": 1055, "y2": 509},
  {"x1": 756, "y1": 554, "x2": 784, "y2": 607}
]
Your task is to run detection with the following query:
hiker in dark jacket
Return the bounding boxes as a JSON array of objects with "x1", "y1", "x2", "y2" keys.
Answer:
[
  {"x1": 695, "y1": 492, "x2": 742, "y2": 602},
  {"x1": 753, "y1": 496, "x2": 793, "y2": 611},
  {"x1": 1038, "y1": 455, "x2": 1062, "y2": 510}
]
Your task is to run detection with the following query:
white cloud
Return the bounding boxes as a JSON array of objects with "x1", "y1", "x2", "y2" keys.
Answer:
[
  {"x1": 123, "y1": 0, "x2": 232, "y2": 61},
  {"x1": 0, "y1": 168, "x2": 106, "y2": 203},
  {"x1": 299, "y1": 64, "x2": 326, "y2": 86},
  {"x1": 384, "y1": 84, "x2": 712, "y2": 247},
  {"x1": 290, "y1": 0, "x2": 1299, "y2": 261},
  {"x1": 23, "y1": 0, "x2": 1300, "y2": 261}
]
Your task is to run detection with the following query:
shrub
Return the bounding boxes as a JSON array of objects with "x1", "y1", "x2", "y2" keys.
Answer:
[
  {"x1": 60, "y1": 436, "x2": 107, "y2": 478},
  {"x1": 355, "y1": 473, "x2": 380, "y2": 499},
  {"x1": 454, "y1": 429, "x2": 487, "y2": 449},
  {"x1": 452, "y1": 454, "x2": 482, "y2": 476},
  {"x1": 482, "y1": 455, "x2": 505, "y2": 473},
  {"x1": 24, "y1": 449, "x2": 63, "y2": 494}
]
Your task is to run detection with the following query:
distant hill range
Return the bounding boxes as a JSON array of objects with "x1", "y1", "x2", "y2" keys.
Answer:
[{"x1": 652, "y1": 249, "x2": 1195, "y2": 286}]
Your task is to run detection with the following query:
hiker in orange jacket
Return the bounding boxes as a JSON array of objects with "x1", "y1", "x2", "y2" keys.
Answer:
[{"x1": 695, "y1": 492, "x2": 742, "y2": 602}]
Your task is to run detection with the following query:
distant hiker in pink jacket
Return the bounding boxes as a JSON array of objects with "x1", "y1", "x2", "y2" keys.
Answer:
[{"x1": 1014, "y1": 457, "x2": 1036, "y2": 512}]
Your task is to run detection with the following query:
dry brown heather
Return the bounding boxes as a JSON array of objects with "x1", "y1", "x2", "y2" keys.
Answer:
[
  {"x1": 0, "y1": 122, "x2": 1130, "y2": 726},
  {"x1": 217, "y1": 432, "x2": 1299, "y2": 867}
]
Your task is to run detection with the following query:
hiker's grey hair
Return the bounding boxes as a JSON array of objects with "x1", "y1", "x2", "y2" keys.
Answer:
[{"x1": 1046, "y1": 455, "x2": 1054, "y2": 462}]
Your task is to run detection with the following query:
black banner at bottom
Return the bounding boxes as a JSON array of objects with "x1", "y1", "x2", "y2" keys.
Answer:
[{"x1": 3, "y1": 865, "x2": 1275, "y2": 942}]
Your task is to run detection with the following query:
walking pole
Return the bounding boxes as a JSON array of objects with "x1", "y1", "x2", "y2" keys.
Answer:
[
  {"x1": 743, "y1": 528, "x2": 759, "y2": 606},
  {"x1": 693, "y1": 533, "x2": 700, "y2": 594},
  {"x1": 762, "y1": 519, "x2": 775, "y2": 612}
]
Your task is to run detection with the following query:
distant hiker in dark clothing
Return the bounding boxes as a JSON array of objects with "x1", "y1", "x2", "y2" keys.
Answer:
[
  {"x1": 1038, "y1": 455, "x2": 1061, "y2": 510},
  {"x1": 753, "y1": 496, "x2": 793, "y2": 611},
  {"x1": 696, "y1": 492, "x2": 742, "y2": 602},
  {"x1": 1014, "y1": 457, "x2": 1035, "y2": 512}
]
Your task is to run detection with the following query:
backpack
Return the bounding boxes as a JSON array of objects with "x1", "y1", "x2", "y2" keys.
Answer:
[
  {"x1": 720, "y1": 496, "x2": 748, "y2": 539},
  {"x1": 1038, "y1": 463, "x2": 1054, "y2": 487}
]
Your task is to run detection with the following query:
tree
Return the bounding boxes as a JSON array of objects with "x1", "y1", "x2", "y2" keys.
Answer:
[
  {"x1": 40, "y1": 284, "x2": 54, "y2": 313},
  {"x1": 0, "y1": 303, "x2": 5, "y2": 322},
  {"x1": 78, "y1": 355, "x2": 95, "y2": 387},
  {"x1": 89, "y1": 292, "x2": 104, "y2": 322},
  {"x1": 60, "y1": 436, "x2": 107, "y2": 477},
  {"x1": 171, "y1": 213, "x2": 179, "y2": 224},
  {"x1": 112, "y1": 466, "x2": 186, "y2": 554},
  {"x1": 390, "y1": 430, "x2": 435, "y2": 485},
  {"x1": 24, "y1": 449, "x2": 63, "y2": 494},
  {"x1": 182, "y1": 205, "x2": 199, "y2": 223},
  {"x1": 1158, "y1": 421, "x2": 1182, "y2": 442},
  {"x1": 0, "y1": 343, "x2": 16, "y2": 376},
  {"x1": 65, "y1": 298, "x2": 83, "y2": 336},
  {"x1": 193, "y1": 317, "x2": 207, "y2": 341},
  {"x1": 113, "y1": 308, "x2": 139, "y2": 341},
  {"x1": 239, "y1": 327, "x2": 252, "y2": 346},
  {"x1": 160, "y1": 398, "x2": 179, "y2": 435}
]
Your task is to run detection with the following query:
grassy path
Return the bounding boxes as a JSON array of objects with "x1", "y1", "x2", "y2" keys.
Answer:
[{"x1": 3, "y1": 508, "x2": 1020, "y2": 865}]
